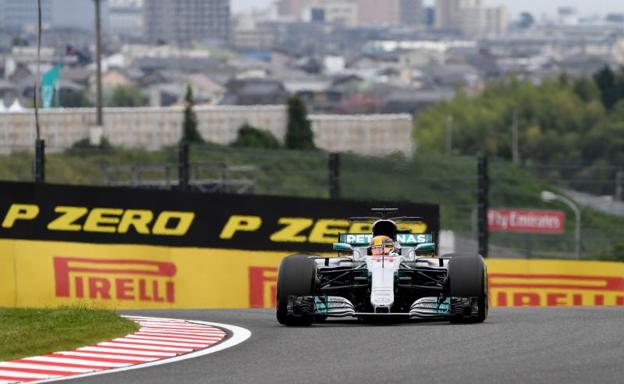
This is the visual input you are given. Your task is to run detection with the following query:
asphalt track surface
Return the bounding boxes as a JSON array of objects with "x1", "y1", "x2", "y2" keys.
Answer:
[{"x1": 72, "y1": 307, "x2": 623, "y2": 384}]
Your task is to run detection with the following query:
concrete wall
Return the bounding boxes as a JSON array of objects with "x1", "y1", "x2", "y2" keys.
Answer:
[{"x1": 0, "y1": 106, "x2": 414, "y2": 156}]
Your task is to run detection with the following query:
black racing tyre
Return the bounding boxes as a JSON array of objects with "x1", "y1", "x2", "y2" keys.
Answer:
[
  {"x1": 447, "y1": 254, "x2": 488, "y2": 323},
  {"x1": 276, "y1": 254, "x2": 317, "y2": 326}
]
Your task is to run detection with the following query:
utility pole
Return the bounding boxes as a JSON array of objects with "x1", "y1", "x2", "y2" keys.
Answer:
[
  {"x1": 94, "y1": 0, "x2": 103, "y2": 129},
  {"x1": 616, "y1": 170, "x2": 623, "y2": 202},
  {"x1": 477, "y1": 157, "x2": 489, "y2": 258},
  {"x1": 328, "y1": 153, "x2": 341, "y2": 199},
  {"x1": 33, "y1": 0, "x2": 45, "y2": 183},
  {"x1": 511, "y1": 109, "x2": 519, "y2": 165},
  {"x1": 34, "y1": 139, "x2": 45, "y2": 183},
  {"x1": 178, "y1": 143, "x2": 190, "y2": 191},
  {"x1": 445, "y1": 115, "x2": 453, "y2": 157}
]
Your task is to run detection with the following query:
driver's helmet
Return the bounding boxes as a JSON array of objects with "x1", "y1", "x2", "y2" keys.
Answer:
[{"x1": 370, "y1": 235, "x2": 394, "y2": 256}]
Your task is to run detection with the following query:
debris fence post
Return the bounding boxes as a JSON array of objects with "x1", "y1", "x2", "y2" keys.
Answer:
[
  {"x1": 477, "y1": 156, "x2": 489, "y2": 258},
  {"x1": 616, "y1": 170, "x2": 623, "y2": 202},
  {"x1": 178, "y1": 143, "x2": 190, "y2": 191},
  {"x1": 34, "y1": 139, "x2": 45, "y2": 183},
  {"x1": 329, "y1": 153, "x2": 340, "y2": 199}
]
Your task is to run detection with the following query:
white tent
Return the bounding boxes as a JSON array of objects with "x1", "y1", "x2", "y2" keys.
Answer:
[
  {"x1": 8, "y1": 99, "x2": 24, "y2": 112},
  {"x1": 0, "y1": 101, "x2": 6, "y2": 113}
]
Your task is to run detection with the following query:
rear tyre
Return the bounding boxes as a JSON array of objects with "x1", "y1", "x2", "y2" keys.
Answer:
[
  {"x1": 447, "y1": 254, "x2": 488, "y2": 323},
  {"x1": 276, "y1": 255, "x2": 317, "y2": 326}
]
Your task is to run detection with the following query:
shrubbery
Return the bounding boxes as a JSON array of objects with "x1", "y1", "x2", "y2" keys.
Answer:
[
  {"x1": 67, "y1": 137, "x2": 113, "y2": 155},
  {"x1": 232, "y1": 123, "x2": 281, "y2": 149}
]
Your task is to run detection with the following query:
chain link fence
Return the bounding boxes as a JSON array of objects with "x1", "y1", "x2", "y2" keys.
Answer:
[{"x1": 1, "y1": 142, "x2": 622, "y2": 261}]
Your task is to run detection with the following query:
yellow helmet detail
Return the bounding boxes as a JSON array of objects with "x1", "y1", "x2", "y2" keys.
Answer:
[
  {"x1": 370, "y1": 236, "x2": 394, "y2": 256},
  {"x1": 371, "y1": 235, "x2": 393, "y2": 247}
]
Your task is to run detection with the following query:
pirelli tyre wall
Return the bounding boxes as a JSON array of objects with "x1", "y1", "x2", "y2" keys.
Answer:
[
  {"x1": 0, "y1": 181, "x2": 439, "y2": 309},
  {"x1": 0, "y1": 181, "x2": 622, "y2": 309}
]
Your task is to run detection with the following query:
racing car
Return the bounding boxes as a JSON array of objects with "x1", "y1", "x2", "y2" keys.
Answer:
[{"x1": 276, "y1": 209, "x2": 488, "y2": 326}]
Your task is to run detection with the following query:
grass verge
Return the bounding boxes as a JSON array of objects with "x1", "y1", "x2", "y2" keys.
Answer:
[{"x1": 0, "y1": 306, "x2": 139, "y2": 361}]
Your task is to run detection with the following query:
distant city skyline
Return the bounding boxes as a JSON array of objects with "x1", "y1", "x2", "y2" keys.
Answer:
[{"x1": 232, "y1": 0, "x2": 624, "y2": 18}]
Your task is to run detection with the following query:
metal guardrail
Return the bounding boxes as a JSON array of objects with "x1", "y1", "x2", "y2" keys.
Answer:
[{"x1": 103, "y1": 162, "x2": 257, "y2": 194}]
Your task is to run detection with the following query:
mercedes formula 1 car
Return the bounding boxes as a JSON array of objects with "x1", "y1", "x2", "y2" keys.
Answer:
[{"x1": 276, "y1": 209, "x2": 488, "y2": 326}]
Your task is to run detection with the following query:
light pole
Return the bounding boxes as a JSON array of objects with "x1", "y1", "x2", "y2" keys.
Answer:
[
  {"x1": 94, "y1": 0, "x2": 103, "y2": 129},
  {"x1": 541, "y1": 191, "x2": 581, "y2": 259},
  {"x1": 511, "y1": 108, "x2": 519, "y2": 165},
  {"x1": 445, "y1": 115, "x2": 453, "y2": 157}
]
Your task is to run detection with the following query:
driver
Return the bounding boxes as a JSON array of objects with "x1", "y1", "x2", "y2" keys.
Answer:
[{"x1": 370, "y1": 235, "x2": 395, "y2": 256}]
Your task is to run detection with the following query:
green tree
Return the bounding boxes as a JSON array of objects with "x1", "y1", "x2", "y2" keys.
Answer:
[
  {"x1": 60, "y1": 90, "x2": 93, "y2": 108},
  {"x1": 107, "y1": 85, "x2": 148, "y2": 107},
  {"x1": 285, "y1": 96, "x2": 315, "y2": 150},
  {"x1": 232, "y1": 123, "x2": 281, "y2": 149},
  {"x1": 611, "y1": 241, "x2": 624, "y2": 261},
  {"x1": 593, "y1": 65, "x2": 619, "y2": 110},
  {"x1": 518, "y1": 12, "x2": 535, "y2": 28},
  {"x1": 583, "y1": 114, "x2": 624, "y2": 166},
  {"x1": 599, "y1": 241, "x2": 624, "y2": 262},
  {"x1": 11, "y1": 36, "x2": 28, "y2": 47},
  {"x1": 413, "y1": 72, "x2": 624, "y2": 195},
  {"x1": 415, "y1": 77, "x2": 593, "y2": 161},
  {"x1": 181, "y1": 84, "x2": 203, "y2": 144},
  {"x1": 572, "y1": 76, "x2": 600, "y2": 102}
]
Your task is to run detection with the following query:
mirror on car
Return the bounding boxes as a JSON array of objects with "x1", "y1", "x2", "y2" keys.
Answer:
[{"x1": 415, "y1": 243, "x2": 435, "y2": 253}]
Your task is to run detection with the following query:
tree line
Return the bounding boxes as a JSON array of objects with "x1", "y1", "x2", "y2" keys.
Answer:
[
  {"x1": 182, "y1": 84, "x2": 315, "y2": 151},
  {"x1": 414, "y1": 66, "x2": 624, "y2": 195}
]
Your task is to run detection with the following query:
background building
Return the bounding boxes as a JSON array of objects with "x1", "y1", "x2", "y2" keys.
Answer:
[
  {"x1": 0, "y1": 0, "x2": 52, "y2": 31},
  {"x1": 0, "y1": 0, "x2": 110, "y2": 33},
  {"x1": 434, "y1": 0, "x2": 460, "y2": 30},
  {"x1": 302, "y1": 1, "x2": 359, "y2": 26},
  {"x1": 109, "y1": 0, "x2": 144, "y2": 39},
  {"x1": 278, "y1": 0, "x2": 424, "y2": 27},
  {"x1": 50, "y1": 0, "x2": 110, "y2": 32},
  {"x1": 277, "y1": 0, "x2": 310, "y2": 20},
  {"x1": 232, "y1": 12, "x2": 276, "y2": 49},
  {"x1": 356, "y1": 0, "x2": 401, "y2": 26},
  {"x1": 400, "y1": 0, "x2": 425, "y2": 26},
  {"x1": 435, "y1": 0, "x2": 507, "y2": 35},
  {"x1": 144, "y1": 0, "x2": 230, "y2": 46},
  {"x1": 482, "y1": 6, "x2": 507, "y2": 35},
  {"x1": 558, "y1": 7, "x2": 579, "y2": 26}
]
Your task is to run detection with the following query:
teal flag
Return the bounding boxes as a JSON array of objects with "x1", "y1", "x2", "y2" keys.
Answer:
[{"x1": 41, "y1": 64, "x2": 62, "y2": 109}]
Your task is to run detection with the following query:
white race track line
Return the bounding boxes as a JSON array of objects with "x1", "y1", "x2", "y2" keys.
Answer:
[{"x1": 20, "y1": 317, "x2": 252, "y2": 384}]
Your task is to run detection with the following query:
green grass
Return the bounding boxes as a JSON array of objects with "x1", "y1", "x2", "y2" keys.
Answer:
[{"x1": 0, "y1": 306, "x2": 139, "y2": 361}]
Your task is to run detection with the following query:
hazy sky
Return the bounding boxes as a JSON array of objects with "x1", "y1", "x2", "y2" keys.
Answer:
[{"x1": 232, "y1": 0, "x2": 624, "y2": 18}]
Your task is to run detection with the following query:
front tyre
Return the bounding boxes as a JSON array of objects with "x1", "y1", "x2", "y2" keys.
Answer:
[
  {"x1": 276, "y1": 255, "x2": 317, "y2": 326},
  {"x1": 447, "y1": 254, "x2": 488, "y2": 323}
]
